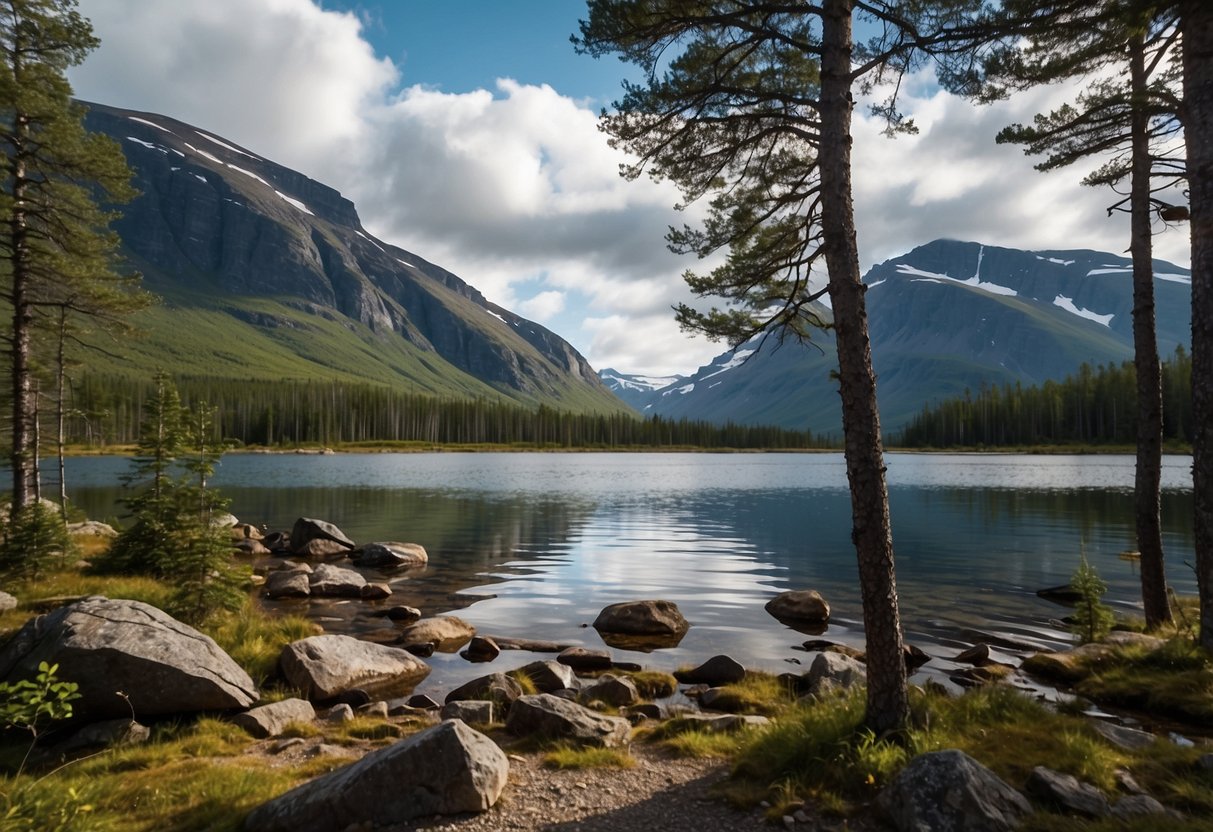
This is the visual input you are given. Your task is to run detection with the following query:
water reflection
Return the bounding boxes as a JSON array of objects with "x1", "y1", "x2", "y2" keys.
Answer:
[{"x1": 64, "y1": 453, "x2": 1195, "y2": 694}]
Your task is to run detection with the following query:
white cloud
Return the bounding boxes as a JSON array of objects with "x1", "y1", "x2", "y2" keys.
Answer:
[
  {"x1": 70, "y1": 2, "x2": 1190, "y2": 380},
  {"x1": 517, "y1": 290, "x2": 566, "y2": 322}
]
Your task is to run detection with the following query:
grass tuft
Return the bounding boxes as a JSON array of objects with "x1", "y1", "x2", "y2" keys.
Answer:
[{"x1": 542, "y1": 745, "x2": 636, "y2": 770}]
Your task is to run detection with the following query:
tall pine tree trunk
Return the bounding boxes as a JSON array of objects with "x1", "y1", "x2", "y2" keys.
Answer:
[
  {"x1": 820, "y1": 0, "x2": 908, "y2": 735},
  {"x1": 1183, "y1": 0, "x2": 1213, "y2": 652},
  {"x1": 8, "y1": 112, "x2": 35, "y2": 513},
  {"x1": 1129, "y1": 32, "x2": 1171, "y2": 629}
]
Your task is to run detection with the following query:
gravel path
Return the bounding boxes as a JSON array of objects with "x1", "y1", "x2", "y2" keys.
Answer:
[{"x1": 378, "y1": 745, "x2": 773, "y2": 832}]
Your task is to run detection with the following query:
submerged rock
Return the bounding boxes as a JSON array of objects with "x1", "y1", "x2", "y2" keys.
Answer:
[{"x1": 592, "y1": 599, "x2": 689, "y2": 637}]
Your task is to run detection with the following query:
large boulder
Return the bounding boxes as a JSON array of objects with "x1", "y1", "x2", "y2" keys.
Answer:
[
  {"x1": 0, "y1": 596, "x2": 257, "y2": 720},
  {"x1": 579, "y1": 674, "x2": 639, "y2": 708},
  {"x1": 765, "y1": 590, "x2": 831, "y2": 624},
  {"x1": 264, "y1": 570, "x2": 310, "y2": 599},
  {"x1": 295, "y1": 538, "x2": 352, "y2": 558},
  {"x1": 308, "y1": 563, "x2": 367, "y2": 598},
  {"x1": 290, "y1": 517, "x2": 355, "y2": 554},
  {"x1": 398, "y1": 616, "x2": 476, "y2": 652},
  {"x1": 592, "y1": 600, "x2": 689, "y2": 636},
  {"x1": 877, "y1": 749, "x2": 1031, "y2": 832},
  {"x1": 243, "y1": 719, "x2": 508, "y2": 831},
  {"x1": 351, "y1": 541, "x2": 428, "y2": 568},
  {"x1": 66, "y1": 520, "x2": 118, "y2": 539},
  {"x1": 280, "y1": 635, "x2": 430, "y2": 701},
  {"x1": 505, "y1": 693, "x2": 631, "y2": 748}
]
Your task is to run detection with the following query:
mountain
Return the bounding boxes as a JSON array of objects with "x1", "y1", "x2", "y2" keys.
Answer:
[
  {"x1": 598, "y1": 368, "x2": 687, "y2": 412},
  {"x1": 78, "y1": 102, "x2": 624, "y2": 413},
  {"x1": 606, "y1": 239, "x2": 1192, "y2": 435}
]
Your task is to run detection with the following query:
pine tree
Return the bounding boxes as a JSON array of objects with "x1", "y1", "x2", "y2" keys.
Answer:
[
  {"x1": 969, "y1": 0, "x2": 1183, "y2": 629},
  {"x1": 105, "y1": 371, "x2": 184, "y2": 576},
  {"x1": 576, "y1": 0, "x2": 986, "y2": 734},
  {"x1": 167, "y1": 401, "x2": 245, "y2": 625},
  {"x1": 0, "y1": 0, "x2": 142, "y2": 513},
  {"x1": 1179, "y1": 0, "x2": 1213, "y2": 652}
]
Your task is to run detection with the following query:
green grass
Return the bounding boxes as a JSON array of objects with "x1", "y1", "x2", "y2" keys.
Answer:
[
  {"x1": 618, "y1": 670, "x2": 679, "y2": 699},
  {"x1": 542, "y1": 745, "x2": 636, "y2": 770},
  {"x1": 203, "y1": 604, "x2": 321, "y2": 688},
  {"x1": 699, "y1": 672, "x2": 795, "y2": 716}
]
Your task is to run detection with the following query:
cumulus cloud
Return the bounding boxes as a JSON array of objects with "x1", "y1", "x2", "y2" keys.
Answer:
[{"x1": 69, "y1": 1, "x2": 1190, "y2": 378}]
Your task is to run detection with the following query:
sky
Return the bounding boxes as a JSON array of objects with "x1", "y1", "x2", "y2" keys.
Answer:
[{"x1": 67, "y1": 0, "x2": 1191, "y2": 377}]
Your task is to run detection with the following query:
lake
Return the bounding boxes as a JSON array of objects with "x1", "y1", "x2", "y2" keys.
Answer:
[{"x1": 64, "y1": 451, "x2": 1197, "y2": 694}]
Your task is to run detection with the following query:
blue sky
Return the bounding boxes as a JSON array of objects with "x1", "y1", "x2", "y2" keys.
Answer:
[{"x1": 69, "y1": 0, "x2": 1190, "y2": 376}]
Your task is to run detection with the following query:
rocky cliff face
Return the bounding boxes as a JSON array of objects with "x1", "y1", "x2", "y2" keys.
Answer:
[{"x1": 83, "y1": 101, "x2": 618, "y2": 410}]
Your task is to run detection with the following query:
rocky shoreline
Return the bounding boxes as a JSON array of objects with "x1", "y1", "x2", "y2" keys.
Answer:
[{"x1": 0, "y1": 515, "x2": 1206, "y2": 830}]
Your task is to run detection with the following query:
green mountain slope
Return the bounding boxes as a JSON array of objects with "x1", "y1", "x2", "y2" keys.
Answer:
[{"x1": 78, "y1": 102, "x2": 625, "y2": 415}]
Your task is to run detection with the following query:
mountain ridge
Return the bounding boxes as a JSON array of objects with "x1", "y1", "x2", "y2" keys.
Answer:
[
  {"x1": 80, "y1": 101, "x2": 624, "y2": 414},
  {"x1": 603, "y1": 239, "x2": 1192, "y2": 434}
]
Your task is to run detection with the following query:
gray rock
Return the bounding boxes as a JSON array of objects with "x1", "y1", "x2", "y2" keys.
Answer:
[
  {"x1": 807, "y1": 651, "x2": 867, "y2": 696},
  {"x1": 622, "y1": 702, "x2": 666, "y2": 722},
  {"x1": 445, "y1": 672, "x2": 523, "y2": 709},
  {"x1": 360, "y1": 582, "x2": 392, "y2": 600},
  {"x1": 59, "y1": 718, "x2": 150, "y2": 752},
  {"x1": 358, "y1": 701, "x2": 389, "y2": 719},
  {"x1": 0, "y1": 596, "x2": 257, "y2": 720},
  {"x1": 953, "y1": 643, "x2": 992, "y2": 665},
  {"x1": 295, "y1": 538, "x2": 352, "y2": 558},
  {"x1": 243, "y1": 720, "x2": 508, "y2": 832},
  {"x1": 326, "y1": 703, "x2": 354, "y2": 723},
  {"x1": 308, "y1": 563, "x2": 367, "y2": 598},
  {"x1": 408, "y1": 694, "x2": 441, "y2": 710},
  {"x1": 264, "y1": 570, "x2": 310, "y2": 599},
  {"x1": 579, "y1": 674, "x2": 639, "y2": 707},
  {"x1": 0, "y1": 590, "x2": 16, "y2": 612},
  {"x1": 675, "y1": 654, "x2": 746, "y2": 685},
  {"x1": 517, "y1": 660, "x2": 577, "y2": 693},
  {"x1": 66, "y1": 520, "x2": 118, "y2": 539},
  {"x1": 1026, "y1": 766, "x2": 1110, "y2": 817},
  {"x1": 279, "y1": 634, "x2": 430, "y2": 701},
  {"x1": 1090, "y1": 720, "x2": 1157, "y2": 751},
  {"x1": 557, "y1": 646, "x2": 613, "y2": 672},
  {"x1": 877, "y1": 749, "x2": 1031, "y2": 832},
  {"x1": 765, "y1": 590, "x2": 830, "y2": 623},
  {"x1": 351, "y1": 541, "x2": 428, "y2": 568},
  {"x1": 505, "y1": 693, "x2": 631, "y2": 748},
  {"x1": 442, "y1": 700, "x2": 495, "y2": 724},
  {"x1": 1111, "y1": 794, "x2": 1170, "y2": 818},
  {"x1": 462, "y1": 636, "x2": 501, "y2": 663},
  {"x1": 398, "y1": 616, "x2": 476, "y2": 652},
  {"x1": 674, "y1": 713, "x2": 770, "y2": 733},
  {"x1": 232, "y1": 698, "x2": 316, "y2": 738},
  {"x1": 592, "y1": 599, "x2": 689, "y2": 636},
  {"x1": 291, "y1": 517, "x2": 355, "y2": 553},
  {"x1": 233, "y1": 538, "x2": 271, "y2": 556},
  {"x1": 384, "y1": 605, "x2": 422, "y2": 623}
]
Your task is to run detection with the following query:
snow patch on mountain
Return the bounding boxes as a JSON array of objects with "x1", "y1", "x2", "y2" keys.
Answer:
[
  {"x1": 1053, "y1": 295, "x2": 1113, "y2": 327},
  {"x1": 601, "y1": 371, "x2": 682, "y2": 393},
  {"x1": 274, "y1": 191, "x2": 313, "y2": 215},
  {"x1": 183, "y1": 142, "x2": 223, "y2": 165},
  {"x1": 355, "y1": 230, "x2": 386, "y2": 253},
  {"x1": 1156, "y1": 272, "x2": 1191, "y2": 284},
  {"x1": 1036, "y1": 255, "x2": 1076, "y2": 266},
  {"x1": 1087, "y1": 267, "x2": 1131, "y2": 276},
  {"x1": 128, "y1": 116, "x2": 172, "y2": 133},
  {"x1": 895, "y1": 263, "x2": 1017, "y2": 296},
  {"x1": 195, "y1": 130, "x2": 260, "y2": 160},
  {"x1": 703, "y1": 349, "x2": 756, "y2": 380}
]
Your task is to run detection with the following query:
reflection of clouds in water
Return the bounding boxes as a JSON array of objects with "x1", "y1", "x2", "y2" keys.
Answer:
[{"x1": 64, "y1": 452, "x2": 1196, "y2": 697}]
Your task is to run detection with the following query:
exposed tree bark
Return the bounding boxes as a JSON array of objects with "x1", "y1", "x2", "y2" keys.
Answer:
[
  {"x1": 1182, "y1": 0, "x2": 1213, "y2": 651},
  {"x1": 821, "y1": 0, "x2": 907, "y2": 735},
  {"x1": 1128, "y1": 31, "x2": 1171, "y2": 629},
  {"x1": 8, "y1": 108, "x2": 36, "y2": 512}
]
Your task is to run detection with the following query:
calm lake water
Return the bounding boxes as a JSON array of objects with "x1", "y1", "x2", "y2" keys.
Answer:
[{"x1": 64, "y1": 452, "x2": 1196, "y2": 695}]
